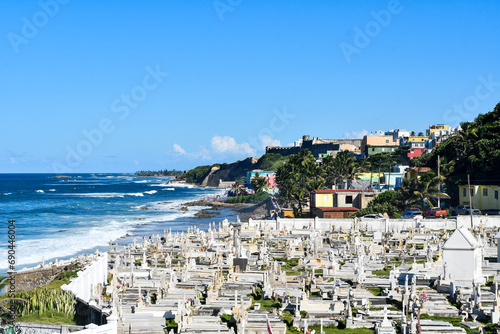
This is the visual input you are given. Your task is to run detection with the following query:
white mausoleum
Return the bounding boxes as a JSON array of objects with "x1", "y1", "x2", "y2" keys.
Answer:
[{"x1": 442, "y1": 227, "x2": 484, "y2": 287}]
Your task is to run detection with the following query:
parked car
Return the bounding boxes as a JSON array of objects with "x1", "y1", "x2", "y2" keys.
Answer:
[
  {"x1": 401, "y1": 208, "x2": 423, "y2": 219},
  {"x1": 423, "y1": 207, "x2": 447, "y2": 218},
  {"x1": 361, "y1": 214, "x2": 385, "y2": 219},
  {"x1": 481, "y1": 209, "x2": 500, "y2": 215},
  {"x1": 450, "y1": 205, "x2": 481, "y2": 216}
]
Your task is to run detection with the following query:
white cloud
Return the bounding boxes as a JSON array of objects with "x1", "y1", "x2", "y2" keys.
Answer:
[
  {"x1": 211, "y1": 136, "x2": 256, "y2": 156},
  {"x1": 172, "y1": 144, "x2": 186, "y2": 156},
  {"x1": 259, "y1": 135, "x2": 280, "y2": 149},
  {"x1": 343, "y1": 129, "x2": 369, "y2": 139},
  {"x1": 211, "y1": 136, "x2": 239, "y2": 153},
  {"x1": 192, "y1": 146, "x2": 212, "y2": 160}
]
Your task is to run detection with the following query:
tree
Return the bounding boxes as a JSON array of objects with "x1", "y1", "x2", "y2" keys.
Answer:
[
  {"x1": 352, "y1": 191, "x2": 401, "y2": 218},
  {"x1": 346, "y1": 162, "x2": 361, "y2": 189},
  {"x1": 251, "y1": 173, "x2": 269, "y2": 193},
  {"x1": 398, "y1": 172, "x2": 449, "y2": 209},
  {"x1": 276, "y1": 149, "x2": 324, "y2": 216},
  {"x1": 410, "y1": 101, "x2": 500, "y2": 205},
  {"x1": 230, "y1": 180, "x2": 242, "y2": 197},
  {"x1": 333, "y1": 150, "x2": 357, "y2": 188}
]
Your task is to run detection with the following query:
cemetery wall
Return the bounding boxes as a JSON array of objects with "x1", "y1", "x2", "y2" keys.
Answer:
[
  {"x1": 62, "y1": 253, "x2": 108, "y2": 303},
  {"x1": 249, "y1": 216, "x2": 500, "y2": 232},
  {"x1": 12, "y1": 265, "x2": 61, "y2": 291}
]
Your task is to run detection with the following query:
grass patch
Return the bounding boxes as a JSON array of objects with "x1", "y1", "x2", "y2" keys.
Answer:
[
  {"x1": 372, "y1": 268, "x2": 390, "y2": 277},
  {"x1": 258, "y1": 299, "x2": 282, "y2": 310},
  {"x1": 291, "y1": 324, "x2": 374, "y2": 334},
  {"x1": 17, "y1": 311, "x2": 76, "y2": 325},
  {"x1": 42, "y1": 280, "x2": 69, "y2": 290},
  {"x1": 309, "y1": 291, "x2": 321, "y2": 298},
  {"x1": 248, "y1": 288, "x2": 281, "y2": 311},
  {"x1": 274, "y1": 258, "x2": 299, "y2": 270},
  {"x1": 286, "y1": 270, "x2": 302, "y2": 276},
  {"x1": 280, "y1": 310, "x2": 294, "y2": 328},
  {"x1": 367, "y1": 288, "x2": 381, "y2": 296}
]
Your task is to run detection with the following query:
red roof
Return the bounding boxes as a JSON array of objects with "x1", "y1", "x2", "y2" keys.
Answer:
[
  {"x1": 316, "y1": 207, "x2": 359, "y2": 212},
  {"x1": 312, "y1": 189, "x2": 373, "y2": 194}
]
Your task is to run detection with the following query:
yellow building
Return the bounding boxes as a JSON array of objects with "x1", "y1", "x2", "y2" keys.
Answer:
[
  {"x1": 408, "y1": 136, "x2": 428, "y2": 142},
  {"x1": 459, "y1": 185, "x2": 500, "y2": 210},
  {"x1": 427, "y1": 124, "x2": 450, "y2": 137},
  {"x1": 310, "y1": 189, "x2": 376, "y2": 218}
]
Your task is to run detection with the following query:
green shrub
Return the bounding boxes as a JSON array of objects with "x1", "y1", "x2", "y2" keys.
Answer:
[{"x1": 226, "y1": 191, "x2": 269, "y2": 203}]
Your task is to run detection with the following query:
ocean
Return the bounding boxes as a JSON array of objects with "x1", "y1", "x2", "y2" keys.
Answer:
[{"x1": 0, "y1": 173, "x2": 228, "y2": 274}]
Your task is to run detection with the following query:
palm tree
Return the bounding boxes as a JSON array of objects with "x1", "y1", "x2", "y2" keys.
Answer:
[
  {"x1": 321, "y1": 155, "x2": 337, "y2": 189},
  {"x1": 230, "y1": 180, "x2": 241, "y2": 197},
  {"x1": 251, "y1": 173, "x2": 269, "y2": 193},
  {"x1": 396, "y1": 178, "x2": 420, "y2": 208},
  {"x1": 400, "y1": 172, "x2": 449, "y2": 208},
  {"x1": 454, "y1": 122, "x2": 478, "y2": 173},
  {"x1": 275, "y1": 149, "x2": 322, "y2": 217},
  {"x1": 333, "y1": 150, "x2": 357, "y2": 188},
  {"x1": 346, "y1": 162, "x2": 362, "y2": 189}
]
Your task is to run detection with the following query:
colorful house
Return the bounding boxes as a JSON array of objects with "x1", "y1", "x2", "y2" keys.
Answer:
[
  {"x1": 310, "y1": 189, "x2": 376, "y2": 218},
  {"x1": 246, "y1": 170, "x2": 278, "y2": 195},
  {"x1": 407, "y1": 145, "x2": 426, "y2": 159},
  {"x1": 426, "y1": 124, "x2": 450, "y2": 137},
  {"x1": 360, "y1": 135, "x2": 398, "y2": 158},
  {"x1": 458, "y1": 185, "x2": 500, "y2": 211}
]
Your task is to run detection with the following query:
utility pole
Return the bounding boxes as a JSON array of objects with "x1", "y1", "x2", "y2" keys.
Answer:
[
  {"x1": 387, "y1": 162, "x2": 392, "y2": 191},
  {"x1": 468, "y1": 174, "x2": 474, "y2": 229},
  {"x1": 378, "y1": 164, "x2": 381, "y2": 191},
  {"x1": 437, "y1": 155, "x2": 441, "y2": 208}
]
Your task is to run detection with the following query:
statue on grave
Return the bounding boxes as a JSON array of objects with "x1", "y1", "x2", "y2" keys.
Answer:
[{"x1": 426, "y1": 246, "x2": 433, "y2": 263}]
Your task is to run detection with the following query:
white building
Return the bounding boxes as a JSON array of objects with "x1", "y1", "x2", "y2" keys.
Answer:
[{"x1": 442, "y1": 227, "x2": 485, "y2": 287}]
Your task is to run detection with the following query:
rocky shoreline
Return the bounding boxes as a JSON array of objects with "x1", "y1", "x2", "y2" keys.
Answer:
[{"x1": 183, "y1": 199, "x2": 271, "y2": 221}]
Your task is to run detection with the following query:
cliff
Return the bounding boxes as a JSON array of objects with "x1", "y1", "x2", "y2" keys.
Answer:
[{"x1": 201, "y1": 157, "x2": 259, "y2": 187}]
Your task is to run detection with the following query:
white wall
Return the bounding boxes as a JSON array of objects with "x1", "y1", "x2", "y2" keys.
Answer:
[
  {"x1": 62, "y1": 253, "x2": 108, "y2": 303},
  {"x1": 248, "y1": 216, "x2": 500, "y2": 233},
  {"x1": 74, "y1": 316, "x2": 117, "y2": 334}
]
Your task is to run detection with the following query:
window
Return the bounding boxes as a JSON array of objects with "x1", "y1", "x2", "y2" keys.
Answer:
[
  {"x1": 463, "y1": 188, "x2": 466, "y2": 197},
  {"x1": 495, "y1": 190, "x2": 499, "y2": 200},
  {"x1": 483, "y1": 188, "x2": 488, "y2": 196},
  {"x1": 470, "y1": 189, "x2": 474, "y2": 196},
  {"x1": 346, "y1": 195, "x2": 353, "y2": 204},
  {"x1": 323, "y1": 195, "x2": 328, "y2": 203},
  {"x1": 372, "y1": 148, "x2": 375, "y2": 151},
  {"x1": 386, "y1": 140, "x2": 389, "y2": 143}
]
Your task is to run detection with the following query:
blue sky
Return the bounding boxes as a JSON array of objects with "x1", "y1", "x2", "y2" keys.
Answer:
[{"x1": 1, "y1": 0, "x2": 499, "y2": 173}]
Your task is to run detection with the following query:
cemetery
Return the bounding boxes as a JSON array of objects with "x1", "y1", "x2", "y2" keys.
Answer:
[{"x1": 51, "y1": 215, "x2": 500, "y2": 334}]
